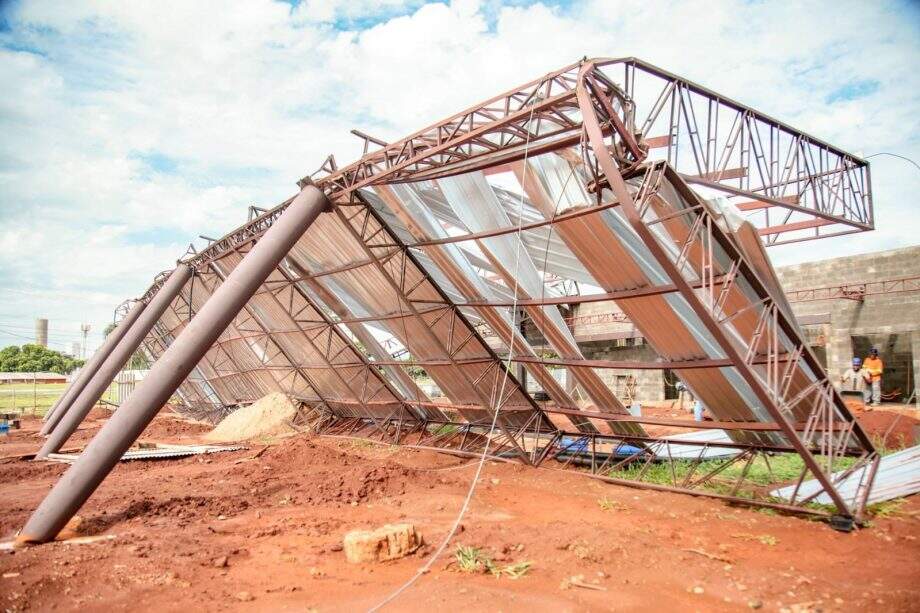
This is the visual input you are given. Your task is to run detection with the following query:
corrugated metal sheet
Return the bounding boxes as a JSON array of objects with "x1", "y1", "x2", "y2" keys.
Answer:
[
  {"x1": 661, "y1": 429, "x2": 741, "y2": 459},
  {"x1": 772, "y1": 446, "x2": 920, "y2": 506},
  {"x1": 46, "y1": 444, "x2": 245, "y2": 463}
]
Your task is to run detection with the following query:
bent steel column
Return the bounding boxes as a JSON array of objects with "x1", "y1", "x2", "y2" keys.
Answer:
[
  {"x1": 37, "y1": 265, "x2": 195, "y2": 457},
  {"x1": 19, "y1": 186, "x2": 328, "y2": 544},
  {"x1": 40, "y1": 301, "x2": 147, "y2": 433}
]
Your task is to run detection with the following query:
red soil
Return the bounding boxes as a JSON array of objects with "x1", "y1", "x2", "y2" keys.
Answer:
[{"x1": 0, "y1": 414, "x2": 917, "y2": 612}]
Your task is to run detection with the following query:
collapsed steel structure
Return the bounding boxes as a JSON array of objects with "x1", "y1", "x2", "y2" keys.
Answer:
[{"x1": 25, "y1": 58, "x2": 879, "y2": 542}]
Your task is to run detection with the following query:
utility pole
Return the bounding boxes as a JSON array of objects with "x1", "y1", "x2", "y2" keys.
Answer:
[{"x1": 80, "y1": 324, "x2": 91, "y2": 359}]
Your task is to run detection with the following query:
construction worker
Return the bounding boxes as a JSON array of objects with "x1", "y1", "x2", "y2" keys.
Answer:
[
  {"x1": 840, "y1": 357, "x2": 871, "y2": 406},
  {"x1": 863, "y1": 347, "x2": 884, "y2": 407},
  {"x1": 675, "y1": 380, "x2": 692, "y2": 412}
]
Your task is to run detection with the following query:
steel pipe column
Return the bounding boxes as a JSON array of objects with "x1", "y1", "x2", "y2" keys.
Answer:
[
  {"x1": 37, "y1": 265, "x2": 195, "y2": 458},
  {"x1": 40, "y1": 300, "x2": 147, "y2": 434},
  {"x1": 19, "y1": 186, "x2": 329, "y2": 544}
]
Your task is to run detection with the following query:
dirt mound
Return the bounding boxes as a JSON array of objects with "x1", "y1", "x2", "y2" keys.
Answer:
[
  {"x1": 2, "y1": 423, "x2": 919, "y2": 611},
  {"x1": 140, "y1": 414, "x2": 211, "y2": 440},
  {"x1": 86, "y1": 406, "x2": 114, "y2": 421},
  {"x1": 205, "y1": 393, "x2": 298, "y2": 442},
  {"x1": 234, "y1": 437, "x2": 438, "y2": 506},
  {"x1": 856, "y1": 409, "x2": 919, "y2": 449}
]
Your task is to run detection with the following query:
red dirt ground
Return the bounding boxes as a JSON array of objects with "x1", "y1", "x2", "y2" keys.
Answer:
[{"x1": 0, "y1": 411, "x2": 918, "y2": 612}]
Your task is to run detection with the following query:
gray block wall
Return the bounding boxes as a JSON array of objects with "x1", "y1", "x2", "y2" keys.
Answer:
[
  {"x1": 570, "y1": 245, "x2": 920, "y2": 404},
  {"x1": 776, "y1": 245, "x2": 920, "y2": 400}
]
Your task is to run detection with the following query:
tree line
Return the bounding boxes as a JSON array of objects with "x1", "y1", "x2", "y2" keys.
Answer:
[{"x1": 0, "y1": 344, "x2": 85, "y2": 374}]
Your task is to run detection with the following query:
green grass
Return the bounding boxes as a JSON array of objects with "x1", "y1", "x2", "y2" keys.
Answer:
[
  {"x1": 866, "y1": 498, "x2": 908, "y2": 519},
  {"x1": 597, "y1": 497, "x2": 622, "y2": 511},
  {"x1": 454, "y1": 545, "x2": 532, "y2": 579},
  {"x1": 606, "y1": 452, "x2": 859, "y2": 499},
  {"x1": 455, "y1": 545, "x2": 485, "y2": 573},
  {"x1": 0, "y1": 381, "x2": 118, "y2": 416}
]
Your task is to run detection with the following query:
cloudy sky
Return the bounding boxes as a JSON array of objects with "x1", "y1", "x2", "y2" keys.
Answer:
[{"x1": 0, "y1": 0, "x2": 918, "y2": 354}]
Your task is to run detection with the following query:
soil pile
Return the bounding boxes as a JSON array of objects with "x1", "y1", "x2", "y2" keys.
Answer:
[
  {"x1": 857, "y1": 409, "x2": 919, "y2": 449},
  {"x1": 205, "y1": 393, "x2": 298, "y2": 442}
]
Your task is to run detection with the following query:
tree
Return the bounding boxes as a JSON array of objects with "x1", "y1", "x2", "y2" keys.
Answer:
[{"x1": 0, "y1": 344, "x2": 85, "y2": 374}]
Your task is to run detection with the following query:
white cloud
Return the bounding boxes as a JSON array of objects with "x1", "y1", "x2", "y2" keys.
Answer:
[{"x1": 0, "y1": 0, "x2": 917, "y2": 351}]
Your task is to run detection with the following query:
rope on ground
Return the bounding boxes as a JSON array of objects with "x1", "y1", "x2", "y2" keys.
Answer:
[{"x1": 367, "y1": 105, "x2": 537, "y2": 612}]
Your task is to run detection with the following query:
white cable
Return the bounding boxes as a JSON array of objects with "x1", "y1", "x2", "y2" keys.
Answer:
[{"x1": 368, "y1": 106, "x2": 537, "y2": 612}]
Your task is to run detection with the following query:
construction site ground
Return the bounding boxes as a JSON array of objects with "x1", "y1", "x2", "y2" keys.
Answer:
[{"x1": 1, "y1": 408, "x2": 918, "y2": 612}]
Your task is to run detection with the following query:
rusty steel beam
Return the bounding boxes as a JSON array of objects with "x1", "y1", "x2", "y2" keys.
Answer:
[
  {"x1": 786, "y1": 275, "x2": 920, "y2": 303},
  {"x1": 18, "y1": 186, "x2": 329, "y2": 544},
  {"x1": 40, "y1": 299, "x2": 147, "y2": 433},
  {"x1": 37, "y1": 265, "x2": 194, "y2": 456},
  {"x1": 575, "y1": 61, "x2": 873, "y2": 517},
  {"x1": 177, "y1": 57, "x2": 872, "y2": 274}
]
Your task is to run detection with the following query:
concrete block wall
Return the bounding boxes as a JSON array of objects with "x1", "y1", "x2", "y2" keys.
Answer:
[
  {"x1": 497, "y1": 246, "x2": 918, "y2": 404},
  {"x1": 579, "y1": 341, "x2": 665, "y2": 402},
  {"x1": 566, "y1": 245, "x2": 920, "y2": 404},
  {"x1": 570, "y1": 300, "x2": 639, "y2": 341},
  {"x1": 776, "y1": 245, "x2": 920, "y2": 399}
]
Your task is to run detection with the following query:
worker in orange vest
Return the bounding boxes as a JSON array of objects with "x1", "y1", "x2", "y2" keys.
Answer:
[{"x1": 863, "y1": 347, "x2": 884, "y2": 407}]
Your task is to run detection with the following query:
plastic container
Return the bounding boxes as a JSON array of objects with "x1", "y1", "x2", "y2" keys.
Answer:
[{"x1": 693, "y1": 400, "x2": 704, "y2": 421}]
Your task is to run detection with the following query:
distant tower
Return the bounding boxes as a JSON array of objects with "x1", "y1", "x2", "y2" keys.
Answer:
[
  {"x1": 35, "y1": 318, "x2": 48, "y2": 347},
  {"x1": 72, "y1": 341, "x2": 82, "y2": 357},
  {"x1": 80, "y1": 324, "x2": 91, "y2": 358}
]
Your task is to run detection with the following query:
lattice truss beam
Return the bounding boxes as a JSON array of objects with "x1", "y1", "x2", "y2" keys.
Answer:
[{"x1": 128, "y1": 57, "x2": 879, "y2": 521}]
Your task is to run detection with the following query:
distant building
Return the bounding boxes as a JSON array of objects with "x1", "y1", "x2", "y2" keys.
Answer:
[
  {"x1": 0, "y1": 372, "x2": 68, "y2": 384},
  {"x1": 545, "y1": 245, "x2": 920, "y2": 404},
  {"x1": 35, "y1": 318, "x2": 48, "y2": 347}
]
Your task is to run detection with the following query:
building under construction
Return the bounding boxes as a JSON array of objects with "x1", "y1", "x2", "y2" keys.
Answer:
[{"x1": 26, "y1": 57, "x2": 906, "y2": 543}]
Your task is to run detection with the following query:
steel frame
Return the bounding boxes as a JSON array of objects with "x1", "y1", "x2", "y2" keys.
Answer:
[
  {"x1": 574, "y1": 59, "x2": 876, "y2": 518},
  {"x1": 120, "y1": 57, "x2": 880, "y2": 523},
  {"x1": 785, "y1": 275, "x2": 920, "y2": 303},
  {"x1": 309, "y1": 411, "x2": 867, "y2": 521}
]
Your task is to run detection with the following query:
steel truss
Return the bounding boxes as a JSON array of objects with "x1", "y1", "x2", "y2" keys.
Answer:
[
  {"x1": 119, "y1": 57, "x2": 879, "y2": 524},
  {"x1": 309, "y1": 411, "x2": 876, "y2": 523}
]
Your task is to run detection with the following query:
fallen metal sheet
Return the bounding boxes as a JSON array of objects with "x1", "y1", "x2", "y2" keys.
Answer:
[
  {"x1": 45, "y1": 444, "x2": 245, "y2": 463},
  {"x1": 661, "y1": 429, "x2": 741, "y2": 459},
  {"x1": 554, "y1": 428, "x2": 740, "y2": 460},
  {"x1": 772, "y1": 445, "x2": 920, "y2": 506}
]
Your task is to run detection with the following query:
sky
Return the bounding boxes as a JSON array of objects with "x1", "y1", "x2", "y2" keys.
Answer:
[{"x1": 0, "y1": 0, "x2": 918, "y2": 354}]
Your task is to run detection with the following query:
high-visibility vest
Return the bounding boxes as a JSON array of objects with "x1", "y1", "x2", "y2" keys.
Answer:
[{"x1": 863, "y1": 356, "x2": 884, "y2": 382}]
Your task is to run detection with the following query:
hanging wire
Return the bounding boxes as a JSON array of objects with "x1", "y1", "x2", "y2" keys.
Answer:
[
  {"x1": 865, "y1": 152, "x2": 920, "y2": 173},
  {"x1": 367, "y1": 104, "x2": 538, "y2": 612}
]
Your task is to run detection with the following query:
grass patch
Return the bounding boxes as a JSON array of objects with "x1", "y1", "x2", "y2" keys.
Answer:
[
  {"x1": 732, "y1": 533, "x2": 778, "y2": 546},
  {"x1": 0, "y1": 381, "x2": 119, "y2": 416},
  {"x1": 432, "y1": 423, "x2": 458, "y2": 436},
  {"x1": 498, "y1": 561, "x2": 532, "y2": 579},
  {"x1": 0, "y1": 382, "x2": 67, "y2": 415},
  {"x1": 597, "y1": 497, "x2": 622, "y2": 511},
  {"x1": 454, "y1": 545, "x2": 532, "y2": 579},
  {"x1": 455, "y1": 545, "x2": 486, "y2": 573},
  {"x1": 867, "y1": 498, "x2": 908, "y2": 519},
  {"x1": 606, "y1": 452, "x2": 859, "y2": 500}
]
